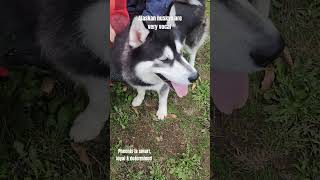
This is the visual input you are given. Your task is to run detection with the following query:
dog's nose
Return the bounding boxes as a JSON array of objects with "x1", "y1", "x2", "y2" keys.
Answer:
[
  {"x1": 251, "y1": 36, "x2": 285, "y2": 67},
  {"x1": 188, "y1": 72, "x2": 199, "y2": 83}
]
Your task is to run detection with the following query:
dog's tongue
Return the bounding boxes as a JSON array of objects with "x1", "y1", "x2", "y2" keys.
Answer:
[
  {"x1": 212, "y1": 72, "x2": 249, "y2": 114},
  {"x1": 171, "y1": 83, "x2": 188, "y2": 98}
]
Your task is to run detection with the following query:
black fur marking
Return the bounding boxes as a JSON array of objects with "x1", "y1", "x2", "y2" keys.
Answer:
[
  {"x1": 0, "y1": 0, "x2": 110, "y2": 79},
  {"x1": 162, "y1": 58, "x2": 174, "y2": 66},
  {"x1": 130, "y1": 77, "x2": 154, "y2": 87},
  {"x1": 111, "y1": 0, "x2": 205, "y2": 88},
  {"x1": 160, "y1": 84, "x2": 169, "y2": 96},
  {"x1": 156, "y1": 73, "x2": 174, "y2": 90},
  {"x1": 219, "y1": 0, "x2": 268, "y2": 32}
]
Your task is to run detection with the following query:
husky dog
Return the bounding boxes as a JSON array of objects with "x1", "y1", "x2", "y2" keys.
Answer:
[
  {"x1": 111, "y1": 0, "x2": 208, "y2": 120},
  {"x1": 0, "y1": 0, "x2": 284, "y2": 142},
  {"x1": 0, "y1": 0, "x2": 206, "y2": 141},
  {"x1": 0, "y1": 0, "x2": 110, "y2": 142},
  {"x1": 212, "y1": 0, "x2": 285, "y2": 113}
]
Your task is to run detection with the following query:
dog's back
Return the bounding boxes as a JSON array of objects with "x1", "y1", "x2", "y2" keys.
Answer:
[
  {"x1": 0, "y1": 0, "x2": 38, "y2": 36},
  {"x1": 0, "y1": 0, "x2": 110, "y2": 77},
  {"x1": 0, "y1": 0, "x2": 41, "y2": 66}
]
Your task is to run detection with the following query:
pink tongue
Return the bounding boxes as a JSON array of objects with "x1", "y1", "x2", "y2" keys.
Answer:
[
  {"x1": 171, "y1": 83, "x2": 188, "y2": 98},
  {"x1": 212, "y1": 72, "x2": 249, "y2": 114}
]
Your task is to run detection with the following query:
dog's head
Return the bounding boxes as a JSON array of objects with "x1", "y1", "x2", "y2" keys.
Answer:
[
  {"x1": 212, "y1": 0, "x2": 286, "y2": 114},
  {"x1": 128, "y1": 17, "x2": 198, "y2": 97},
  {"x1": 213, "y1": 0, "x2": 285, "y2": 73}
]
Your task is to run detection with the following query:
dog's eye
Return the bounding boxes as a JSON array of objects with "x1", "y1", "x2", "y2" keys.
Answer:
[
  {"x1": 159, "y1": 58, "x2": 174, "y2": 65},
  {"x1": 159, "y1": 56, "x2": 172, "y2": 62},
  {"x1": 161, "y1": 58, "x2": 172, "y2": 63}
]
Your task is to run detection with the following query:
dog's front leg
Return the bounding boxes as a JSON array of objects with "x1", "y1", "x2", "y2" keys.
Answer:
[
  {"x1": 132, "y1": 87, "x2": 146, "y2": 107},
  {"x1": 69, "y1": 75, "x2": 109, "y2": 142},
  {"x1": 156, "y1": 84, "x2": 169, "y2": 120}
]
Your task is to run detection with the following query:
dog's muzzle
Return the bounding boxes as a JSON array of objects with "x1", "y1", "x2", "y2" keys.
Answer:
[{"x1": 251, "y1": 36, "x2": 285, "y2": 67}]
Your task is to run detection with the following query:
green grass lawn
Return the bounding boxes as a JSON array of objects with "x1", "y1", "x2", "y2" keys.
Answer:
[
  {"x1": 2, "y1": 0, "x2": 317, "y2": 179},
  {"x1": 0, "y1": 66, "x2": 110, "y2": 179},
  {"x1": 0, "y1": 2, "x2": 211, "y2": 180},
  {"x1": 212, "y1": 0, "x2": 320, "y2": 179},
  {"x1": 110, "y1": 34, "x2": 210, "y2": 180},
  {"x1": 110, "y1": 3, "x2": 211, "y2": 179}
]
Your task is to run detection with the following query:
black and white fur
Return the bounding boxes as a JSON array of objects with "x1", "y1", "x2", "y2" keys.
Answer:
[
  {"x1": 0, "y1": 0, "x2": 284, "y2": 142},
  {"x1": 0, "y1": 0, "x2": 110, "y2": 142},
  {"x1": 111, "y1": 0, "x2": 208, "y2": 120},
  {"x1": 213, "y1": 0, "x2": 285, "y2": 73},
  {"x1": 174, "y1": 0, "x2": 209, "y2": 67}
]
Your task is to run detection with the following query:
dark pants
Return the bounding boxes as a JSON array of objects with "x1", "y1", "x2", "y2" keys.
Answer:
[
  {"x1": 127, "y1": 0, "x2": 172, "y2": 18},
  {"x1": 127, "y1": 0, "x2": 146, "y2": 18}
]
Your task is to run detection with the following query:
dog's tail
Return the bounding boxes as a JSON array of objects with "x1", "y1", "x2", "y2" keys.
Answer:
[{"x1": 174, "y1": 0, "x2": 203, "y2": 6}]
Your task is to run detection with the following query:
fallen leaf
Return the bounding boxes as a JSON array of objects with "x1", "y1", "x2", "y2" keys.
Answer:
[
  {"x1": 167, "y1": 114, "x2": 177, "y2": 119},
  {"x1": 156, "y1": 136, "x2": 163, "y2": 142},
  {"x1": 71, "y1": 143, "x2": 91, "y2": 165},
  {"x1": 192, "y1": 83, "x2": 197, "y2": 91},
  {"x1": 41, "y1": 78, "x2": 55, "y2": 95},
  {"x1": 281, "y1": 47, "x2": 294, "y2": 67},
  {"x1": 261, "y1": 64, "x2": 275, "y2": 92}
]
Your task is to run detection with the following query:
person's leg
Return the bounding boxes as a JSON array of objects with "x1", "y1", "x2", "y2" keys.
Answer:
[
  {"x1": 142, "y1": 0, "x2": 173, "y2": 16},
  {"x1": 110, "y1": 0, "x2": 129, "y2": 33},
  {"x1": 127, "y1": 0, "x2": 146, "y2": 18}
]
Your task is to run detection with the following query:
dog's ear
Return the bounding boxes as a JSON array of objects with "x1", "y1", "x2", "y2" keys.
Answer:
[
  {"x1": 129, "y1": 17, "x2": 150, "y2": 48},
  {"x1": 166, "y1": 5, "x2": 177, "y2": 27}
]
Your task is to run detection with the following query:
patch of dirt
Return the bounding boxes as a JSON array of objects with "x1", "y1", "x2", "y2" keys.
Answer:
[
  {"x1": 156, "y1": 120, "x2": 187, "y2": 155},
  {"x1": 115, "y1": 114, "x2": 187, "y2": 157},
  {"x1": 201, "y1": 149, "x2": 210, "y2": 178},
  {"x1": 121, "y1": 116, "x2": 157, "y2": 149},
  {"x1": 182, "y1": 106, "x2": 198, "y2": 116},
  {"x1": 212, "y1": 108, "x2": 292, "y2": 175}
]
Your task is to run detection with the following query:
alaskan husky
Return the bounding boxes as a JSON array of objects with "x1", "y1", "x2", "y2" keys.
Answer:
[
  {"x1": 0, "y1": 0, "x2": 207, "y2": 141},
  {"x1": 212, "y1": 0, "x2": 285, "y2": 113},
  {"x1": 111, "y1": 0, "x2": 208, "y2": 120},
  {"x1": 0, "y1": 0, "x2": 110, "y2": 142},
  {"x1": 0, "y1": 0, "x2": 284, "y2": 142}
]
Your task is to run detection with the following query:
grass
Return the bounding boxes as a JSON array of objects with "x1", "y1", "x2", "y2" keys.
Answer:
[
  {"x1": 0, "y1": 66, "x2": 109, "y2": 179},
  {"x1": 0, "y1": 38, "x2": 210, "y2": 180},
  {"x1": 0, "y1": 2, "x2": 210, "y2": 179},
  {"x1": 110, "y1": 2, "x2": 211, "y2": 179},
  {"x1": 212, "y1": 0, "x2": 320, "y2": 178},
  {"x1": 0, "y1": 12, "x2": 115, "y2": 173},
  {"x1": 109, "y1": 38, "x2": 210, "y2": 179},
  {"x1": 166, "y1": 144, "x2": 202, "y2": 180}
]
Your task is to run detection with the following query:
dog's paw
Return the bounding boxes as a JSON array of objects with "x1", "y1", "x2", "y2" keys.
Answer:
[
  {"x1": 69, "y1": 113, "x2": 104, "y2": 142},
  {"x1": 132, "y1": 96, "x2": 144, "y2": 107},
  {"x1": 156, "y1": 109, "x2": 167, "y2": 120}
]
